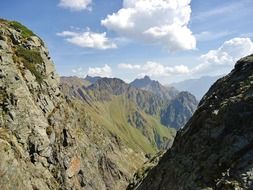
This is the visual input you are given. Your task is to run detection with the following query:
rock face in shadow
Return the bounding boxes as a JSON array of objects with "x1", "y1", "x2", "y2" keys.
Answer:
[{"x1": 128, "y1": 54, "x2": 253, "y2": 190}]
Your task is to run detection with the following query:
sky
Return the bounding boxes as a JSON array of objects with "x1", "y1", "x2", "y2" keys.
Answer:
[{"x1": 1, "y1": 0, "x2": 253, "y2": 84}]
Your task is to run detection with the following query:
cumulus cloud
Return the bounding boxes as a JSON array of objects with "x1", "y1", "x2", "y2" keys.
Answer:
[
  {"x1": 199, "y1": 37, "x2": 253, "y2": 69},
  {"x1": 88, "y1": 64, "x2": 112, "y2": 77},
  {"x1": 57, "y1": 28, "x2": 117, "y2": 50},
  {"x1": 118, "y1": 63, "x2": 141, "y2": 69},
  {"x1": 71, "y1": 65, "x2": 112, "y2": 77},
  {"x1": 101, "y1": 0, "x2": 196, "y2": 52},
  {"x1": 119, "y1": 61, "x2": 190, "y2": 77},
  {"x1": 72, "y1": 67, "x2": 86, "y2": 77},
  {"x1": 118, "y1": 37, "x2": 253, "y2": 78},
  {"x1": 139, "y1": 62, "x2": 190, "y2": 77},
  {"x1": 59, "y1": 0, "x2": 92, "y2": 11}
]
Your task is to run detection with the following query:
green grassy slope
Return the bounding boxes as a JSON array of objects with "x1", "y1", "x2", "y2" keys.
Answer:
[{"x1": 75, "y1": 95, "x2": 176, "y2": 154}]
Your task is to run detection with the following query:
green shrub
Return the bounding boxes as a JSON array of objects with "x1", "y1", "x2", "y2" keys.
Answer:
[
  {"x1": 15, "y1": 46, "x2": 43, "y2": 64},
  {"x1": 15, "y1": 46, "x2": 44, "y2": 83},
  {"x1": 23, "y1": 62, "x2": 44, "y2": 83},
  {"x1": 10, "y1": 21, "x2": 35, "y2": 38}
]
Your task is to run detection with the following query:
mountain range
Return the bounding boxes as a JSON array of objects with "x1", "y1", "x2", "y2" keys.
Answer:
[
  {"x1": 1, "y1": 19, "x2": 253, "y2": 190},
  {"x1": 61, "y1": 74, "x2": 198, "y2": 131},
  {"x1": 0, "y1": 19, "x2": 198, "y2": 190}
]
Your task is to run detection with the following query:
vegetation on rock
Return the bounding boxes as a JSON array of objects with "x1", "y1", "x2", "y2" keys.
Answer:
[
  {"x1": 15, "y1": 46, "x2": 44, "y2": 83},
  {"x1": 9, "y1": 21, "x2": 35, "y2": 38}
]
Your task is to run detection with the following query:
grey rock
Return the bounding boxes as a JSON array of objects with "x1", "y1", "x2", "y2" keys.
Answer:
[{"x1": 0, "y1": 19, "x2": 147, "y2": 190}]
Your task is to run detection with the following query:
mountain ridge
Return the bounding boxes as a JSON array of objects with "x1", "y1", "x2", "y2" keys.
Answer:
[
  {"x1": 130, "y1": 75, "x2": 179, "y2": 100},
  {"x1": 61, "y1": 76, "x2": 198, "y2": 131},
  {"x1": 128, "y1": 54, "x2": 253, "y2": 190}
]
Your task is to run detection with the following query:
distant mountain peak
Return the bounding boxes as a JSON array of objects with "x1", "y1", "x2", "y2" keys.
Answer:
[
  {"x1": 130, "y1": 76, "x2": 179, "y2": 100},
  {"x1": 143, "y1": 75, "x2": 151, "y2": 80},
  {"x1": 84, "y1": 75, "x2": 102, "y2": 84},
  {"x1": 130, "y1": 75, "x2": 153, "y2": 88}
]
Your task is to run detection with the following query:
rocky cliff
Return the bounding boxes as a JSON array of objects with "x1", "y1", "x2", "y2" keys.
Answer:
[
  {"x1": 0, "y1": 19, "x2": 146, "y2": 190},
  {"x1": 128, "y1": 54, "x2": 253, "y2": 190}
]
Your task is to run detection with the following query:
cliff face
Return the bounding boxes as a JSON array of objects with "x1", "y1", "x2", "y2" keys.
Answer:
[
  {"x1": 0, "y1": 19, "x2": 146, "y2": 190},
  {"x1": 128, "y1": 54, "x2": 253, "y2": 190}
]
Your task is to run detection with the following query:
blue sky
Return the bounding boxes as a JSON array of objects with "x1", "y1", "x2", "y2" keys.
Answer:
[{"x1": 1, "y1": 0, "x2": 253, "y2": 83}]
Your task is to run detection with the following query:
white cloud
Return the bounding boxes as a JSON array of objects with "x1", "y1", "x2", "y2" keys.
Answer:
[
  {"x1": 72, "y1": 67, "x2": 86, "y2": 78},
  {"x1": 101, "y1": 0, "x2": 196, "y2": 52},
  {"x1": 118, "y1": 63, "x2": 141, "y2": 69},
  {"x1": 57, "y1": 28, "x2": 117, "y2": 50},
  {"x1": 192, "y1": 37, "x2": 253, "y2": 75},
  {"x1": 59, "y1": 0, "x2": 92, "y2": 11},
  {"x1": 140, "y1": 62, "x2": 190, "y2": 77},
  {"x1": 71, "y1": 65, "x2": 112, "y2": 78},
  {"x1": 88, "y1": 64, "x2": 112, "y2": 77},
  {"x1": 118, "y1": 37, "x2": 253, "y2": 78},
  {"x1": 118, "y1": 61, "x2": 190, "y2": 77},
  {"x1": 200, "y1": 37, "x2": 253, "y2": 65}
]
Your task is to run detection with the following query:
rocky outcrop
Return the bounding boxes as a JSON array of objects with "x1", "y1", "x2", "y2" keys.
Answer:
[
  {"x1": 128, "y1": 54, "x2": 253, "y2": 190},
  {"x1": 0, "y1": 19, "x2": 146, "y2": 190}
]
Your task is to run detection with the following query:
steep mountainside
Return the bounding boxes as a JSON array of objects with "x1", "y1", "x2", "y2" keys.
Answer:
[
  {"x1": 128, "y1": 54, "x2": 253, "y2": 190},
  {"x1": 0, "y1": 19, "x2": 147, "y2": 190},
  {"x1": 61, "y1": 77, "x2": 177, "y2": 153},
  {"x1": 62, "y1": 75, "x2": 198, "y2": 135},
  {"x1": 130, "y1": 76, "x2": 197, "y2": 129},
  {"x1": 84, "y1": 75, "x2": 102, "y2": 84},
  {"x1": 161, "y1": 91, "x2": 198, "y2": 130},
  {"x1": 130, "y1": 76, "x2": 178, "y2": 100},
  {"x1": 170, "y1": 75, "x2": 222, "y2": 100}
]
